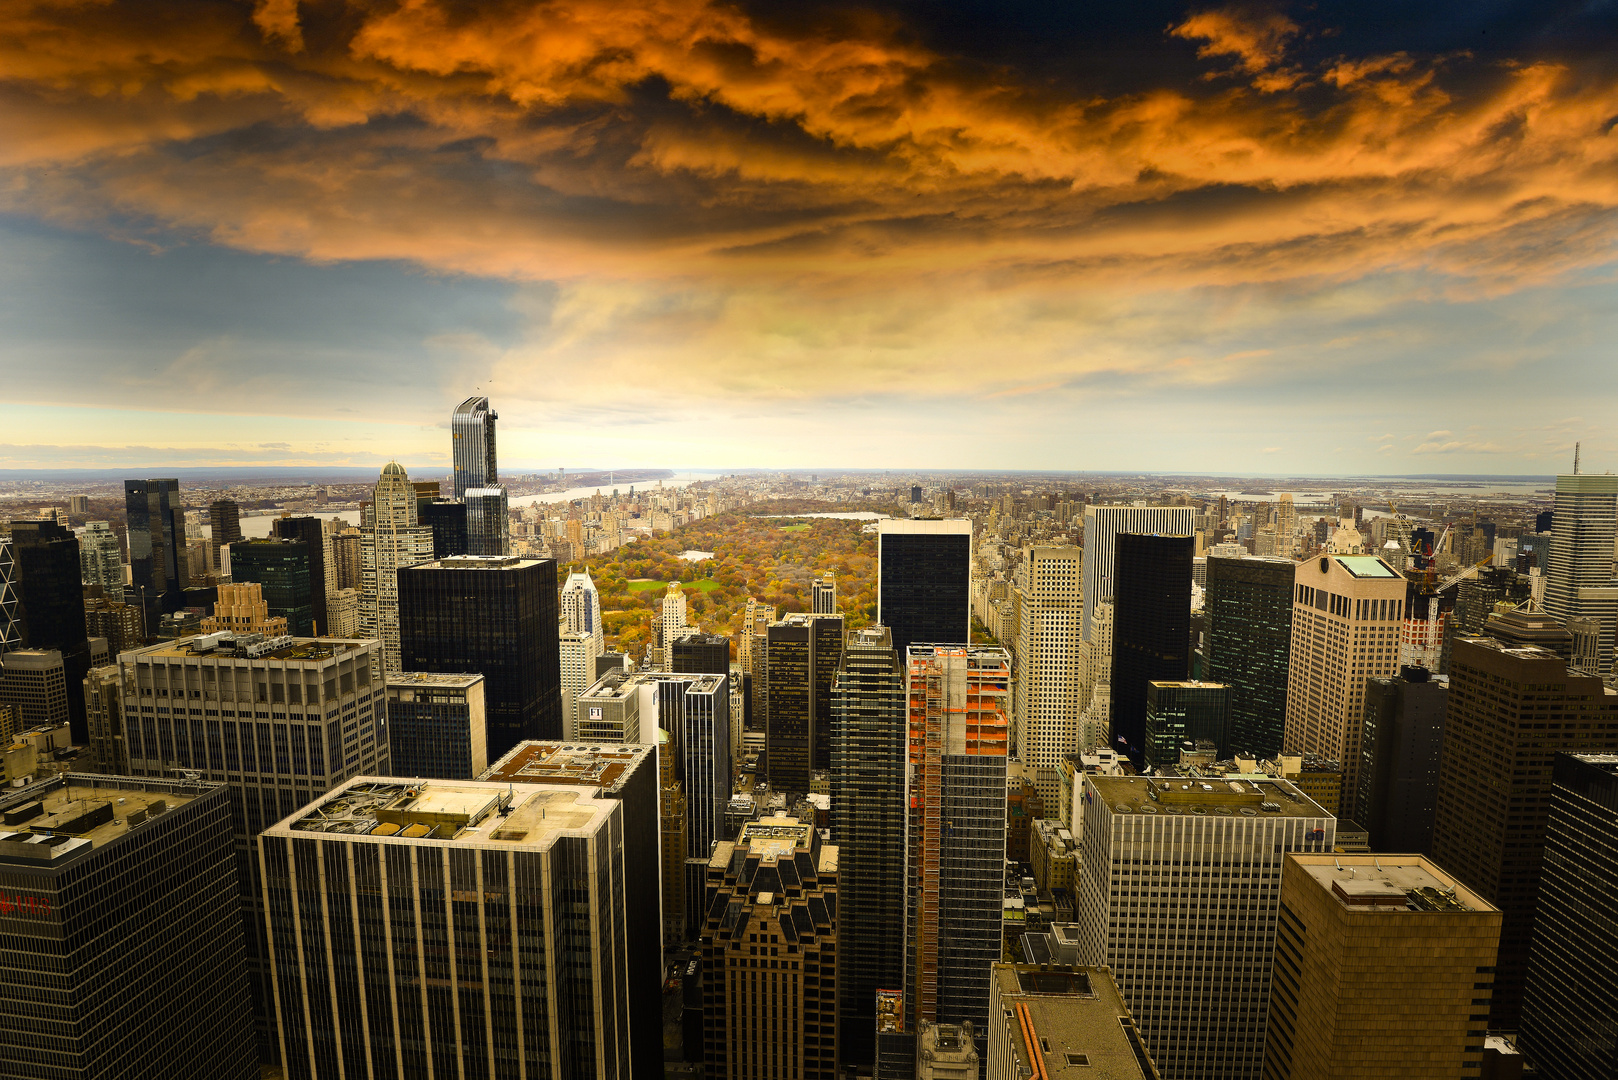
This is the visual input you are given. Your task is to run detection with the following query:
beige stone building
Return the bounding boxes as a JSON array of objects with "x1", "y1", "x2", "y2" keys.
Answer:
[{"x1": 200, "y1": 582, "x2": 289, "y2": 637}]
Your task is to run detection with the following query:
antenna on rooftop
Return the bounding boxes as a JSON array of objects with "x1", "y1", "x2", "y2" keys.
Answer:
[{"x1": 1575, "y1": 442, "x2": 1581, "y2": 475}]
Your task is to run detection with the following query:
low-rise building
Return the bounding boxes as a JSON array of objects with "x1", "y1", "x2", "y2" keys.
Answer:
[
  {"x1": 383, "y1": 671, "x2": 487, "y2": 779},
  {"x1": 986, "y1": 958, "x2": 1158, "y2": 1080}
]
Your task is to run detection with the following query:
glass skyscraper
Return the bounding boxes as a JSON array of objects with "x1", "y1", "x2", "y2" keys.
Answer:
[
  {"x1": 877, "y1": 518, "x2": 971, "y2": 656},
  {"x1": 451, "y1": 395, "x2": 498, "y2": 500},
  {"x1": 1109, "y1": 532, "x2": 1193, "y2": 763},
  {"x1": 9, "y1": 519, "x2": 93, "y2": 741},
  {"x1": 1204, "y1": 554, "x2": 1293, "y2": 758},
  {"x1": 229, "y1": 538, "x2": 315, "y2": 636},
  {"x1": 124, "y1": 478, "x2": 183, "y2": 628}
]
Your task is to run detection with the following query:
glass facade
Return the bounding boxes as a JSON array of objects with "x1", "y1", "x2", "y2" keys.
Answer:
[
  {"x1": 419, "y1": 499, "x2": 469, "y2": 558},
  {"x1": 1144, "y1": 681, "x2": 1231, "y2": 771},
  {"x1": 1109, "y1": 533, "x2": 1194, "y2": 764},
  {"x1": 877, "y1": 531, "x2": 971, "y2": 656},
  {"x1": 125, "y1": 478, "x2": 183, "y2": 628},
  {"x1": 270, "y1": 517, "x2": 330, "y2": 634},
  {"x1": 10, "y1": 519, "x2": 93, "y2": 741},
  {"x1": 765, "y1": 620, "x2": 812, "y2": 790},
  {"x1": 230, "y1": 539, "x2": 315, "y2": 636},
  {"x1": 1204, "y1": 555, "x2": 1293, "y2": 759}
]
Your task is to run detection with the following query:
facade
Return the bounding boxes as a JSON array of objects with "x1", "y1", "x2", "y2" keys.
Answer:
[
  {"x1": 0, "y1": 537, "x2": 19, "y2": 652},
  {"x1": 813, "y1": 572, "x2": 838, "y2": 614},
  {"x1": 700, "y1": 816, "x2": 839, "y2": 1080},
  {"x1": 84, "y1": 597, "x2": 144, "y2": 655},
  {"x1": 560, "y1": 569, "x2": 605, "y2": 730},
  {"x1": 9, "y1": 519, "x2": 93, "y2": 741},
  {"x1": 262, "y1": 776, "x2": 638, "y2": 1079},
  {"x1": 659, "y1": 728, "x2": 687, "y2": 943},
  {"x1": 397, "y1": 555, "x2": 562, "y2": 758},
  {"x1": 1204, "y1": 555, "x2": 1293, "y2": 759},
  {"x1": 465, "y1": 485, "x2": 511, "y2": 557},
  {"x1": 1542, "y1": 473, "x2": 1618, "y2": 674},
  {"x1": 0, "y1": 773, "x2": 257, "y2": 1080},
  {"x1": 1283, "y1": 554, "x2": 1407, "y2": 816},
  {"x1": 766, "y1": 614, "x2": 813, "y2": 790},
  {"x1": 269, "y1": 516, "x2": 331, "y2": 634},
  {"x1": 1431, "y1": 637, "x2": 1618, "y2": 1027},
  {"x1": 82, "y1": 663, "x2": 128, "y2": 773},
  {"x1": 1520, "y1": 753, "x2": 1618, "y2": 1080},
  {"x1": 674, "y1": 631, "x2": 732, "y2": 676},
  {"x1": 384, "y1": 671, "x2": 488, "y2": 779},
  {"x1": 830, "y1": 626, "x2": 908, "y2": 1070},
  {"x1": 77, "y1": 520, "x2": 124, "y2": 593},
  {"x1": 1018, "y1": 546, "x2": 1084, "y2": 805},
  {"x1": 324, "y1": 587, "x2": 359, "y2": 637},
  {"x1": 230, "y1": 538, "x2": 315, "y2": 636},
  {"x1": 660, "y1": 583, "x2": 690, "y2": 671},
  {"x1": 986, "y1": 961, "x2": 1157, "y2": 1080},
  {"x1": 209, "y1": 498, "x2": 243, "y2": 561},
  {"x1": 905, "y1": 644, "x2": 1011, "y2": 1039},
  {"x1": 0, "y1": 649, "x2": 69, "y2": 729},
  {"x1": 329, "y1": 528, "x2": 362, "y2": 592},
  {"x1": 125, "y1": 478, "x2": 183, "y2": 628},
  {"x1": 1110, "y1": 533, "x2": 1193, "y2": 763},
  {"x1": 1143, "y1": 681, "x2": 1230, "y2": 772},
  {"x1": 1075, "y1": 773, "x2": 1336, "y2": 1080},
  {"x1": 878, "y1": 519, "x2": 972, "y2": 655},
  {"x1": 202, "y1": 581, "x2": 290, "y2": 637},
  {"x1": 1261, "y1": 854, "x2": 1501, "y2": 1080},
  {"x1": 360, "y1": 461, "x2": 436, "y2": 672},
  {"x1": 576, "y1": 669, "x2": 645, "y2": 743},
  {"x1": 450, "y1": 395, "x2": 498, "y2": 501},
  {"x1": 419, "y1": 498, "x2": 469, "y2": 558},
  {"x1": 810, "y1": 614, "x2": 844, "y2": 771},
  {"x1": 561, "y1": 568, "x2": 603, "y2": 637},
  {"x1": 1080, "y1": 506, "x2": 1194, "y2": 643},
  {"x1": 1356, "y1": 668, "x2": 1447, "y2": 853}
]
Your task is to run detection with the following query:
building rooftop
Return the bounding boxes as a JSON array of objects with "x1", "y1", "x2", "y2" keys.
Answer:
[
  {"x1": 737, "y1": 815, "x2": 816, "y2": 860},
  {"x1": 480, "y1": 740, "x2": 650, "y2": 794},
  {"x1": 993, "y1": 962, "x2": 1158, "y2": 1079},
  {"x1": 1331, "y1": 555, "x2": 1400, "y2": 578},
  {"x1": 410, "y1": 556, "x2": 548, "y2": 570},
  {"x1": 1087, "y1": 774, "x2": 1331, "y2": 819},
  {"x1": 130, "y1": 633, "x2": 372, "y2": 663},
  {"x1": 1289, "y1": 854, "x2": 1497, "y2": 914},
  {"x1": 0, "y1": 774, "x2": 207, "y2": 868},
  {"x1": 385, "y1": 672, "x2": 484, "y2": 689}
]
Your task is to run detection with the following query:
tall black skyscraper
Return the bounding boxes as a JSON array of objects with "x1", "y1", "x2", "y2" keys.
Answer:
[
  {"x1": 228, "y1": 538, "x2": 314, "y2": 636},
  {"x1": 418, "y1": 499, "x2": 469, "y2": 558},
  {"x1": 124, "y1": 478, "x2": 183, "y2": 628},
  {"x1": 269, "y1": 516, "x2": 328, "y2": 633},
  {"x1": 209, "y1": 499, "x2": 241, "y2": 571},
  {"x1": 0, "y1": 772, "x2": 257, "y2": 1079},
  {"x1": 9, "y1": 519, "x2": 92, "y2": 741},
  {"x1": 672, "y1": 632, "x2": 730, "y2": 675},
  {"x1": 1520, "y1": 753, "x2": 1618, "y2": 1080},
  {"x1": 397, "y1": 555, "x2": 561, "y2": 758},
  {"x1": 876, "y1": 519, "x2": 971, "y2": 655},
  {"x1": 1204, "y1": 554, "x2": 1293, "y2": 758},
  {"x1": 1356, "y1": 667, "x2": 1447, "y2": 854},
  {"x1": 765, "y1": 614, "x2": 812, "y2": 790},
  {"x1": 1109, "y1": 532, "x2": 1193, "y2": 762},
  {"x1": 811, "y1": 614, "x2": 844, "y2": 770},
  {"x1": 830, "y1": 626, "x2": 907, "y2": 1071}
]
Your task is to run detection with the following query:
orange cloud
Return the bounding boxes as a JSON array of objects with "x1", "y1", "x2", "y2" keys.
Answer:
[{"x1": 1171, "y1": 6, "x2": 1300, "y2": 74}]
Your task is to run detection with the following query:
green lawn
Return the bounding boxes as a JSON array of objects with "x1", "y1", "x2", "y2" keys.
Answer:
[
  {"x1": 626, "y1": 578, "x2": 722, "y2": 593},
  {"x1": 778, "y1": 523, "x2": 810, "y2": 532}
]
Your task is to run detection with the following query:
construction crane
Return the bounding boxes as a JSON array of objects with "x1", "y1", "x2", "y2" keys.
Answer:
[{"x1": 1436, "y1": 557, "x2": 1494, "y2": 594}]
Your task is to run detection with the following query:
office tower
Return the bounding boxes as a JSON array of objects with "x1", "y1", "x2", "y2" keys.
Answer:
[
  {"x1": 0, "y1": 536, "x2": 19, "y2": 652},
  {"x1": 878, "y1": 519, "x2": 972, "y2": 655},
  {"x1": 360, "y1": 461, "x2": 435, "y2": 672},
  {"x1": 813, "y1": 572, "x2": 838, "y2": 614},
  {"x1": 1078, "y1": 601, "x2": 1114, "y2": 739},
  {"x1": 831, "y1": 626, "x2": 908, "y2": 1070},
  {"x1": 1481, "y1": 602, "x2": 1573, "y2": 657},
  {"x1": 324, "y1": 587, "x2": 359, "y2": 637},
  {"x1": 81, "y1": 663, "x2": 127, "y2": 773},
  {"x1": 118, "y1": 632, "x2": 384, "y2": 1052},
  {"x1": 209, "y1": 498, "x2": 242, "y2": 554},
  {"x1": 658, "y1": 726, "x2": 687, "y2": 941},
  {"x1": 418, "y1": 497, "x2": 469, "y2": 557},
  {"x1": 1543, "y1": 472, "x2": 1618, "y2": 673},
  {"x1": 653, "y1": 671, "x2": 732, "y2": 934},
  {"x1": 1204, "y1": 555, "x2": 1293, "y2": 759},
  {"x1": 700, "y1": 815, "x2": 839, "y2": 1080},
  {"x1": 1261, "y1": 854, "x2": 1500, "y2": 1080},
  {"x1": 1283, "y1": 554, "x2": 1407, "y2": 816},
  {"x1": 201, "y1": 581, "x2": 290, "y2": 637},
  {"x1": 673, "y1": 630, "x2": 730, "y2": 675},
  {"x1": 810, "y1": 614, "x2": 844, "y2": 770},
  {"x1": 1520, "y1": 753, "x2": 1618, "y2": 1080},
  {"x1": 1017, "y1": 546, "x2": 1083, "y2": 805},
  {"x1": 766, "y1": 613, "x2": 813, "y2": 790},
  {"x1": 465, "y1": 485, "x2": 510, "y2": 556},
  {"x1": 77, "y1": 520, "x2": 123, "y2": 593},
  {"x1": 561, "y1": 567, "x2": 602, "y2": 635},
  {"x1": 1430, "y1": 636, "x2": 1618, "y2": 1027},
  {"x1": 0, "y1": 648, "x2": 68, "y2": 728},
  {"x1": 0, "y1": 773, "x2": 257, "y2": 1080},
  {"x1": 576, "y1": 669, "x2": 644, "y2": 742},
  {"x1": 1081, "y1": 506, "x2": 1194, "y2": 643},
  {"x1": 1274, "y1": 494, "x2": 1296, "y2": 559},
  {"x1": 1356, "y1": 667, "x2": 1447, "y2": 853},
  {"x1": 451, "y1": 394, "x2": 498, "y2": 500},
  {"x1": 228, "y1": 538, "x2": 314, "y2": 635},
  {"x1": 659, "y1": 583, "x2": 689, "y2": 671},
  {"x1": 1074, "y1": 773, "x2": 1335, "y2": 1080},
  {"x1": 397, "y1": 555, "x2": 561, "y2": 757},
  {"x1": 905, "y1": 644, "x2": 1011, "y2": 1038},
  {"x1": 986, "y1": 961, "x2": 1158, "y2": 1080},
  {"x1": 1109, "y1": 533, "x2": 1193, "y2": 763},
  {"x1": 329, "y1": 527, "x2": 362, "y2": 591},
  {"x1": 1143, "y1": 680, "x2": 1230, "y2": 772},
  {"x1": 125, "y1": 479, "x2": 183, "y2": 627},
  {"x1": 9, "y1": 519, "x2": 93, "y2": 741},
  {"x1": 559, "y1": 631, "x2": 597, "y2": 737},
  {"x1": 262, "y1": 776, "x2": 640, "y2": 1078},
  {"x1": 270, "y1": 515, "x2": 330, "y2": 633},
  {"x1": 1441, "y1": 566, "x2": 1530, "y2": 673},
  {"x1": 383, "y1": 671, "x2": 487, "y2": 778}
]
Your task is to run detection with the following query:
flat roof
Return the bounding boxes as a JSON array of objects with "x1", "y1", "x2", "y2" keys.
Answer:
[
  {"x1": 409, "y1": 556, "x2": 548, "y2": 570},
  {"x1": 993, "y1": 963, "x2": 1155, "y2": 1079},
  {"x1": 385, "y1": 672, "x2": 483, "y2": 689},
  {"x1": 737, "y1": 815, "x2": 815, "y2": 860},
  {"x1": 130, "y1": 636, "x2": 371, "y2": 662},
  {"x1": 0, "y1": 775, "x2": 206, "y2": 868},
  {"x1": 1288, "y1": 854, "x2": 1497, "y2": 914},
  {"x1": 1332, "y1": 555, "x2": 1399, "y2": 578},
  {"x1": 480, "y1": 741, "x2": 649, "y2": 790},
  {"x1": 1089, "y1": 774, "x2": 1331, "y2": 819}
]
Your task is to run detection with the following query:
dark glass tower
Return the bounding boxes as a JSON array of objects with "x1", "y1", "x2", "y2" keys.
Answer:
[
  {"x1": 396, "y1": 556, "x2": 561, "y2": 759},
  {"x1": 1109, "y1": 533, "x2": 1193, "y2": 763},
  {"x1": 124, "y1": 478, "x2": 183, "y2": 628},
  {"x1": 830, "y1": 626, "x2": 907, "y2": 1071},
  {"x1": 877, "y1": 520, "x2": 971, "y2": 655},
  {"x1": 1204, "y1": 554, "x2": 1293, "y2": 758},
  {"x1": 418, "y1": 499, "x2": 469, "y2": 558},
  {"x1": 229, "y1": 538, "x2": 314, "y2": 636},
  {"x1": 765, "y1": 615, "x2": 812, "y2": 790},
  {"x1": 1520, "y1": 753, "x2": 1618, "y2": 1080},
  {"x1": 270, "y1": 516, "x2": 329, "y2": 634},
  {"x1": 1356, "y1": 667, "x2": 1447, "y2": 853},
  {"x1": 671, "y1": 632, "x2": 730, "y2": 675},
  {"x1": 209, "y1": 499, "x2": 242, "y2": 571},
  {"x1": 9, "y1": 519, "x2": 92, "y2": 741},
  {"x1": 1143, "y1": 680, "x2": 1230, "y2": 771},
  {"x1": 0, "y1": 773, "x2": 257, "y2": 1080}
]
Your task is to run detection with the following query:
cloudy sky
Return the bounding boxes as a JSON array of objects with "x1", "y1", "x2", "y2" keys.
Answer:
[{"x1": 2, "y1": 0, "x2": 1616, "y2": 473}]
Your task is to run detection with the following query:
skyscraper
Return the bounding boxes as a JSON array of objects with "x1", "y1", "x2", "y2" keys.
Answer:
[
  {"x1": 1075, "y1": 774, "x2": 1335, "y2": 1080},
  {"x1": 661, "y1": 582, "x2": 689, "y2": 670},
  {"x1": 77, "y1": 520, "x2": 124, "y2": 593},
  {"x1": 359, "y1": 461, "x2": 435, "y2": 672},
  {"x1": 1430, "y1": 637, "x2": 1618, "y2": 1027},
  {"x1": 1109, "y1": 533, "x2": 1193, "y2": 763},
  {"x1": 1356, "y1": 667, "x2": 1447, "y2": 853},
  {"x1": 418, "y1": 497, "x2": 469, "y2": 557},
  {"x1": 877, "y1": 518, "x2": 972, "y2": 655},
  {"x1": 10, "y1": 519, "x2": 93, "y2": 741},
  {"x1": 83, "y1": 596, "x2": 144, "y2": 656},
  {"x1": 905, "y1": 644, "x2": 1010, "y2": 1039},
  {"x1": 766, "y1": 613, "x2": 812, "y2": 790},
  {"x1": 813, "y1": 572, "x2": 838, "y2": 614},
  {"x1": 810, "y1": 613, "x2": 844, "y2": 771},
  {"x1": 125, "y1": 478, "x2": 183, "y2": 627},
  {"x1": 383, "y1": 671, "x2": 487, "y2": 778},
  {"x1": 1143, "y1": 680, "x2": 1230, "y2": 771},
  {"x1": 1274, "y1": 493, "x2": 1296, "y2": 559},
  {"x1": 1204, "y1": 554, "x2": 1293, "y2": 758},
  {"x1": 1543, "y1": 472, "x2": 1618, "y2": 673},
  {"x1": 561, "y1": 566, "x2": 603, "y2": 636},
  {"x1": 1520, "y1": 753, "x2": 1618, "y2": 1080},
  {"x1": 465, "y1": 485, "x2": 510, "y2": 556},
  {"x1": 83, "y1": 663, "x2": 128, "y2": 773},
  {"x1": 0, "y1": 773, "x2": 258, "y2": 1080},
  {"x1": 450, "y1": 394, "x2": 498, "y2": 500},
  {"x1": 831, "y1": 626, "x2": 908, "y2": 1070},
  {"x1": 559, "y1": 569, "x2": 604, "y2": 727},
  {"x1": 397, "y1": 555, "x2": 561, "y2": 757},
  {"x1": 269, "y1": 515, "x2": 330, "y2": 634},
  {"x1": 1261, "y1": 855, "x2": 1501, "y2": 1080},
  {"x1": 228, "y1": 537, "x2": 314, "y2": 635},
  {"x1": 0, "y1": 536, "x2": 19, "y2": 653},
  {"x1": 209, "y1": 498, "x2": 241, "y2": 570},
  {"x1": 1017, "y1": 546, "x2": 1083, "y2": 805},
  {"x1": 1081, "y1": 506, "x2": 1194, "y2": 643},
  {"x1": 201, "y1": 581, "x2": 290, "y2": 637},
  {"x1": 1284, "y1": 554, "x2": 1407, "y2": 815},
  {"x1": 672, "y1": 630, "x2": 730, "y2": 676}
]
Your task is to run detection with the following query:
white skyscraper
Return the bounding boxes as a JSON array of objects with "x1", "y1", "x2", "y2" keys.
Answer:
[
  {"x1": 1081, "y1": 506, "x2": 1194, "y2": 642},
  {"x1": 1543, "y1": 473, "x2": 1618, "y2": 673},
  {"x1": 661, "y1": 583, "x2": 689, "y2": 671},
  {"x1": 1078, "y1": 600, "x2": 1114, "y2": 718},
  {"x1": 360, "y1": 461, "x2": 435, "y2": 672},
  {"x1": 559, "y1": 569, "x2": 605, "y2": 732},
  {"x1": 76, "y1": 521, "x2": 124, "y2": 593},
  {"x1": 1016, "y1": 546, "x2": 1083, "y2": 805},
  {"x1": 562, "y1": 568, "x2": 603, "y2": 636}
]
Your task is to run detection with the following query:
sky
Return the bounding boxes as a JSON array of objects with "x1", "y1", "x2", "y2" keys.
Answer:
[{"x1": 2, "y1": 0, "x2": 1617, "y2": 475}]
